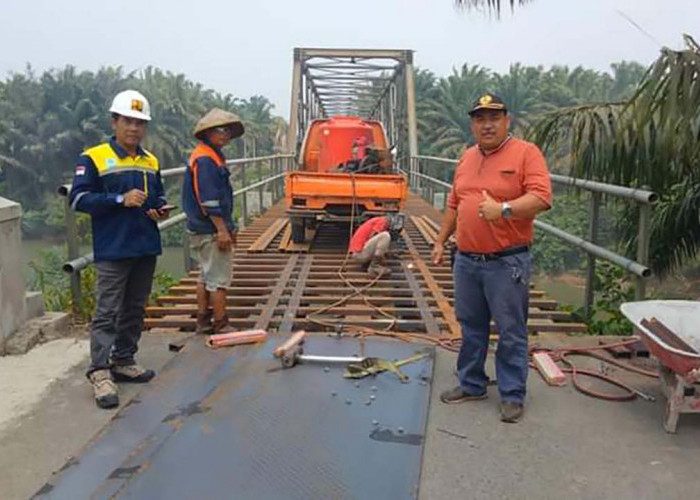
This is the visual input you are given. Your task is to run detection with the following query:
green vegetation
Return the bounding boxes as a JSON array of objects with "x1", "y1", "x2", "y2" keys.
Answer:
[
  {"x1": 27, "y1": 245, "x2": 180, "y2": 319},
  {"x1": 0, "y1": 65, "x2": 286, "y2": 236},
  {"x1": 415, "y1": 61, "x2": 646, "y2": 158},
  {"x1": 4, "y1": 38, "x2": 695, "y2": 335},
  {"x1": 529, "y1": 35, "x2": 700, "y2": 277}
]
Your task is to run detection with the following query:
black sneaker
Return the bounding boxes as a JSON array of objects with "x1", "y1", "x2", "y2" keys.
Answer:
[
  {"x1": 440, "y1": 386, "x2": 487, "y2": 404},
  {"x1": 499, "y1": 401, "x2": 524, "y2": 423}
]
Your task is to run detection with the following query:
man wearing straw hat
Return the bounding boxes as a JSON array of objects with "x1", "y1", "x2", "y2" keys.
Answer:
[{"x1": 182, "y1": 108, "x2": 244, "y2": 335}]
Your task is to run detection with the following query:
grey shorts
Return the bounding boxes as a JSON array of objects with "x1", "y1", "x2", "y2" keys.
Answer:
[{"x1": 189, "y1": 233, "x2": 232, "y2": 292}]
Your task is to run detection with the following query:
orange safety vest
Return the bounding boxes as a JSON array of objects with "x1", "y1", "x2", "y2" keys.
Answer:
[{"x1": 188, "y1": 142, "x2": 226, "y2": 215}]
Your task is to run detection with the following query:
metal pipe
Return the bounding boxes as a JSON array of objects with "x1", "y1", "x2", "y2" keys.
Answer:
[
  {"x1": 534, "y1": 220, "x2": 651, "y2": 278},
  {"x1": 412, "y1": 156, "x2": 658, "y2": 205},
  {"x1": 161, "y1": 166, "x2": 186, "y2": 178},
  {"x1": 158, "y1": 212, "x2": 187, "y2": 231},
  {"x1": 297, "y1": 48, "x2": 407, "y2": 60},
  {"x1": 298, "y1": 354, "x2": 366, "y2": 364},
  {"x1": 258, "y1": 161, "x2": 263, "y2": 215},
  {"x1": 60, "y1": 160, "x2": 289, "y2": 274},
  {"x1": 404, "y1": 53, "x2": 418, "y2": 160},
  {"x1": 64, "y1": 211, "x2": 186, "y2": 273},
  {"x1": 64, "y1": 196, "x2": 82, "y2": 312},
  {"x1": 550, "y1": 174, "x2": 657, "y2": 204},
  {"x1": 63, "y1": 253, "x2": 94, "y2": 274},
  {"x1": 241, "y1": 164, "x2": 248, "y2": 228},
  {"x1": 584, "y1": 193, "x2": 601, "y2": 318},
  {"x1": 412, "y1": 171, "x2": 452, "y2": 189},
  {"x1": 412, "y1": 155, "x2": 457, "y2": 165},
  {"x1": 228, "y1": 154, "x2": 294, "y2": 166},
  {"x1": 635, "y1": 203, "x2": 652, "y2": 300}
]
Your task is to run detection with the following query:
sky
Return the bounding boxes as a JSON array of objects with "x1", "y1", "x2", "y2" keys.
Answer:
[{"x1": 1, "y1": 0, "x2": 698, "y2": 118}]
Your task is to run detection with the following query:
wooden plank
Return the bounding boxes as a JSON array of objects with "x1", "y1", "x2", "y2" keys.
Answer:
[
  {"x1": 279, "y1": 256, "x2": 314, "y2": 334},
  {"x1": 255, "y1": 255, "x2": 299, "y2": 330},
  {"x1": 403, "y1": 231, "x2": 461, "y2": 339},
  {"x1": 278, "y1": 224, "x2": 292, "y2": 252},
  {"x1": 410, "y1": 216, "x2": 437, "y2": 245},
  {"x1": 401, "y1": 260, "x2": 441, "y2": 336},
  {"x1": 532, "y1": 351, "x2": 566, "y2": 386},
  {"x1": 421, "y1": 216, "x2": 456, "y2": 245},
  {"x1": 247, "y1": 217, "x2": 288, "y2": 253}
]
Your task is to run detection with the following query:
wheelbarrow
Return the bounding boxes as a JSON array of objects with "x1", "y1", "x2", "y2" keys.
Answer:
[{"x1": 620, "y1": 300, "x2": 700, "y2": 433}]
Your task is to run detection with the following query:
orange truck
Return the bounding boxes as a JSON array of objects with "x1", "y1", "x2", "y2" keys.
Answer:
[{"x1": 285, "y1": 116, "x2": 408, "y2": 243}]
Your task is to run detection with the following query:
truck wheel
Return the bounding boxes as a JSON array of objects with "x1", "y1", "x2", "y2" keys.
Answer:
[{"x1": 291, "y1": 218, "x2": 305, "y2": 243}]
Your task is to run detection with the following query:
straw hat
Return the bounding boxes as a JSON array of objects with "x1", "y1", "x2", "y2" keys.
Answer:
[{"x1": 193, "y1": 108, "x2": 244, "y2": 140}]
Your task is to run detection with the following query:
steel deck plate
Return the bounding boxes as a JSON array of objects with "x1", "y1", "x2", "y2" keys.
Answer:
[{"x1": 37, "y1": 336, "x2": 434, "y2": 500}]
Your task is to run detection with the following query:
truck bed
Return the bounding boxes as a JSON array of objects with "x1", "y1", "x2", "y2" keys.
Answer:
[{"x1": 285, "y1": 171, "x2": 408, "y2": 212}]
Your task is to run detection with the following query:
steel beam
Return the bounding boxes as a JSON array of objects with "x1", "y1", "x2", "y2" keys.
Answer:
[{"x1": 287, "y1": 48, "x2": 303, "y2": 154}]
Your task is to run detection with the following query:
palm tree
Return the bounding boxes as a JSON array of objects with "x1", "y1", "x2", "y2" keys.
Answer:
[
  {"x1": 528, "y1": 35, "x2": 700, "y2": 276},
  {"x1": 491, "y1": 63, "x2": 543, "y2": 131},
  {"x1": 454, "y1": 0, "x2": 531, "y2": 15},
  {"x1": 422, "y1": 64, "x2": 491, "y2": 157}
]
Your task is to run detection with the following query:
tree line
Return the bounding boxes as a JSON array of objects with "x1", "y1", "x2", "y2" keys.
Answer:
[{"x1": 0, "y1": 66, "x2": 285, "y2": 236}]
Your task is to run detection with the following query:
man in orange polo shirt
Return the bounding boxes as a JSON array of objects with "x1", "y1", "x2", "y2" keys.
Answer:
[{"x1": 432, "y1": 93, "x2": 552, "y2": 423}]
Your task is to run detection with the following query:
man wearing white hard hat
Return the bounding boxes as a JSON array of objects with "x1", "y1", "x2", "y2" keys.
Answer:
[{"x1": 69, "y1": 90, "x2": 172, "y2": 409}]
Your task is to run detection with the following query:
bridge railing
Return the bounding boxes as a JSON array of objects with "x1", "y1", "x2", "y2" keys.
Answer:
[
  {"x1": 409, "y1": 155, "x2": 657, "y2": 318},
  {"x1": 57, "y1": 154, "x2": 294, "y2": 313}
]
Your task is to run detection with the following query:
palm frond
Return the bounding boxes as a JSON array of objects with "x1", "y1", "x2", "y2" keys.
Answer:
[
  {"x1": 454, "y1": 0, "x2": 531, "y2": 15},
  {"x1": 527, "y1": 35, "x2": 700, "y2": 275}
]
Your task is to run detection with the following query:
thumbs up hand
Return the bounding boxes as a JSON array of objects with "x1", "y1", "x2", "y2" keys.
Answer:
[{"x1": 478, "y1": 190, "x2": 502, "y2": 221}]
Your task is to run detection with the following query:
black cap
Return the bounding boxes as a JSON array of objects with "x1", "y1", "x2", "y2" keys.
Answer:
[{"x1": 468, "y1": 93, "x2": 508, "y2": 116}]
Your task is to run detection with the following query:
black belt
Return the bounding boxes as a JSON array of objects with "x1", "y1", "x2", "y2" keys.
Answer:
[{"x1": 459, "y1": 245, "x2": 529, "y2": 261}]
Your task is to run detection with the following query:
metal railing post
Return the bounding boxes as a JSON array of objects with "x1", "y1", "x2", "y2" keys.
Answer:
[
  {"x1": 584, "y1": 192, "x2": 601, "y2": 318},
  {"x1": 64, "y1": 197, "x2": 82, "y2": 315},
  {"x1": 258, "y1": 160, "x2": 263, "y2": 214},
  {"x1": 182, "y1": 230, "x2": 193, "y2": 273},
  {"x1": 410, "y1": 157, "x2": 416, "y2": 191},
  {"x1": 636, "y1": 202, "x2": 652, "y2": 301},
  {"x1": 276, "y1": 157, "x2": 282, "y2": 202},
  {"x1": 241, "y1": 163, "x2": 248, "y2": 227}
]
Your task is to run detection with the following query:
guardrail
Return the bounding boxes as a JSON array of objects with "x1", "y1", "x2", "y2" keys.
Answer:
[
  {"x1": 409, "y1": 155, "x2": 656, "y2": 318},
  {"x1": 57, "y1": 154, "x2": 294, "y2": 313}
]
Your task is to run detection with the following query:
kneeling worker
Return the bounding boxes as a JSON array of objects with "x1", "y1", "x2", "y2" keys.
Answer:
[
  {"x1": 182, "y1": 108, "x2": 244, "y2": 335},
  {"x1": 349, "y1": 214, "x2": 402, "y2": 277}
]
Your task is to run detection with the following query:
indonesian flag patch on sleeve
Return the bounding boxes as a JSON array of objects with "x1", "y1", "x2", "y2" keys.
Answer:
[{"x1": 75, "y1": 166, "x2": 86, "y2": 176}]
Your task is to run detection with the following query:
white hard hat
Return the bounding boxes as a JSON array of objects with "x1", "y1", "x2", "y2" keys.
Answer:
[{"x1": 109, "y1": 90, "x2": 152, "y2": 121}]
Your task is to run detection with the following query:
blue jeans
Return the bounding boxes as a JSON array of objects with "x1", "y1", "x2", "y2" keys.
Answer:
[{"x1": 453, "y1": 251, "x2": 531, "y2": 403}]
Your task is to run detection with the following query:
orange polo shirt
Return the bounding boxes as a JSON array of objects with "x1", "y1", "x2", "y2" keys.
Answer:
[{"x1": 446, "y1": 137, "x2": 552, "y2": 253}]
